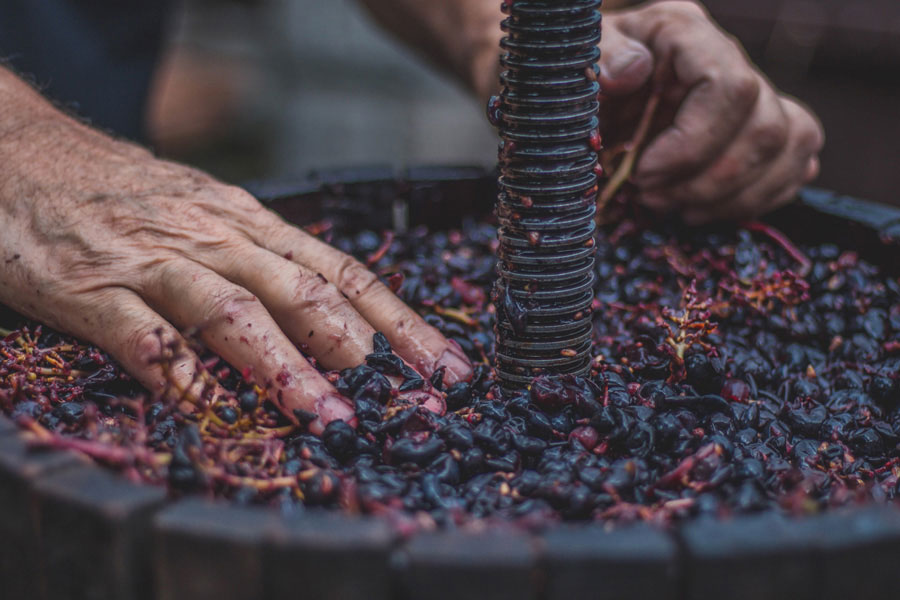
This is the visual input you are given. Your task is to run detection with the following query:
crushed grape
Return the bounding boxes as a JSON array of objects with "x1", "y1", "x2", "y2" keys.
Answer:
[{"x1": 2, "y1": 214, "x2": 899, "y2": 532}]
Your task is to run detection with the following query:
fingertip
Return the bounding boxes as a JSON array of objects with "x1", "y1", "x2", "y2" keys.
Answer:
[
  {"x1": 424, "y1": 394, "x2": 446, "y2": 415},
  {"x1": 434, "y1": 344, "x2": 473, "y2": 386},
  {"x1": 398, "y1": 388, "x2": 447, "y2": 416},
  {"x1": 804, "y1": 156, "x2": 820, "y2": 182},
  {"x1": 310, "y1": 393, "x2": 356, "y2": 435}
]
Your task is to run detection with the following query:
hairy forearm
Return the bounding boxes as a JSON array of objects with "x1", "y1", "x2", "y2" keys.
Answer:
[
  {"x1": 0, "y1": 66, "x2": 151, "y2": 204},
  {"x1": 0, "y1": 66, "x2": 65, "y2": 141},
  {"x1": 358, "y1": 0, "x2": 634, "y2": 102}
]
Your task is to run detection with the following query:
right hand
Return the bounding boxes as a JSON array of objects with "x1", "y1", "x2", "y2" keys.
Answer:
[
  {"x1": 598, "y1": 1, "x2": 824, "y2": 223},
  {"x1": 0, "y1": 115, "x2": 470, "y2": 433}
]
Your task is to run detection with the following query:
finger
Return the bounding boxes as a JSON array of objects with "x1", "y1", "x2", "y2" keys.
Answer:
[
  {"x1": 615, "y1": 2, "x2": 761, "y2": 187},
  {"x1": 143, "y1": 261, "x2": 354, "y2": 434},
  {"x1": 598, "y1": 18, "x2": 654, "y2": 96},
  {"x1": 217, "y1": 243, "x2": 375, "y2": 370},
  {"x1": 72, "y1": 288, "x2": 209, "y2": 403},
  {"x1": 682, "y1": 98, "x2": 822, "y2": 224},
  {"x1": 805, "y1": 156, "x2": 820, "y2": 182},
  {"x1": 209, "y1": 243, "x2": 446, "y2": 414},
  {"x1": 248, "y1": 217, "x2": 473, "y2": 385},
  {"x1": 641, "y1": 82, "x2": 789, "y2": 210},
  {"x1": 728, "y1": 98, "x2": 823, "y2": 218}
]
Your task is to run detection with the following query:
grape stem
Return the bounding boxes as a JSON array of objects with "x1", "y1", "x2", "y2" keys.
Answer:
[
  {"x1": 742, "y1": 221, "x2": 812, "y2": 277},
  {"x1": 597, "y1": 61, "x2": 668, "y2": 220},
  {"x1": 366, "y1": 231, "x2": 395, "y2": 267}
]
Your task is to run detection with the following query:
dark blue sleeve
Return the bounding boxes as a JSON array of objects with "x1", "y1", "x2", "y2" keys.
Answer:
[{"x1": 0, "y1": 0, "x2": 172, "y2": 142}]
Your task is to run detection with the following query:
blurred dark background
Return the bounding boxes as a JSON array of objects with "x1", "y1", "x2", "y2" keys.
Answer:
[
  {"x1": 703, "y1": 0, "x2": 900, "y2": 206},
  {"x1": 145, "y1": 0, "x2": 496, "y2": 182},
  {"x1": 148, "y1": 0, "x2": 900, "y2": 206}
]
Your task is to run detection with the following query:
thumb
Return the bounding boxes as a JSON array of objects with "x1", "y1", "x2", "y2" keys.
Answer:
[{"x1": 599, "y1": 18, "x2": 654, "y2": 96}]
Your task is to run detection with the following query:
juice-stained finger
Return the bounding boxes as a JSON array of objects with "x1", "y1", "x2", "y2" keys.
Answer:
[
  {"x1": 210, "y1": 243, "x2": 376, "y2": 370},
  {"x1": 205, "y1": 243, "x2": 448, "y2": 413},
  {"x1": 248, "y1": 217, "x2": 474, "y2": 385},
  {"x1": 73, "y1": 288, "x2": 210, "y2": 402},
  {"x1": 143, "y1": 261, "x2": 354, "y2": 434}
]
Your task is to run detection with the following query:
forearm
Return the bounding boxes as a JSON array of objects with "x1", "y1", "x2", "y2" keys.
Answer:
[
  {"x1": 0, "y1": 66, "x2": 151, "y2": 204},
  {"x1": 357, "y1": 0, "x2": 502, "y2": 102},
  {"x1": 0, "y1": 66, "x2": 62, "y2": 136},
  {"x1": 358, "y1": 0, "x2": 636, "y2": 104}
]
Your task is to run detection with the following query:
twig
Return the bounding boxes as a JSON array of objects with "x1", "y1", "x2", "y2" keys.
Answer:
[
  {"x1": 366, "y1": 231, "x2": 395, "y2": 267},
  {"x1": 22, "y1": 417, "x2": 168, "y2": 470},
  {"x1": 742, "y1": 221, "x2": 812, "y2": 277},
  {"x1": 597, "y1": 59, "x2": 670, "y2": 220},
  {"x1": 433, "y1": 305, "x2": 478, "y2": 327}
]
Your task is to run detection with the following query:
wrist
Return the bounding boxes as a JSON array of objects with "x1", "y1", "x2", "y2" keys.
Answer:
[
  {"x1": 0, "y1": 66, "x2": 151, "y2": 170},
  {"x1": 0, "y1": 117, "x2": 73, "y2": 201},
  {"x1": 0, "y1": 116, "x2": 153, "y2": 210},
  {"x1": 0, "y1": 69, "x2": 61, "y2": 141}
]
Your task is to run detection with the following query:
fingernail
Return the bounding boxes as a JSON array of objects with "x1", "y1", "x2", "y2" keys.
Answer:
[
  {"x1": 600, "y1": 50, "x2": 644, "y2": 81},
  {"x1": 313, "y1": 394, "x2": 356, "y2": 431},
  {"x1": 398, "y1": 389, "x2": 446, "y2": 416},
  {"x1": 435, "y1": 346, "x2": 473, "y2": 385}
]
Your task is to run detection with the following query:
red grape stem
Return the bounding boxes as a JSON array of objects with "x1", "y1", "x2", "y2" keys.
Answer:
[
  {"x1": 366, "y1": 231, "x2": 396, "y2": 267},
  {"x1": 597, "y1": 59, "x2": 668, "y2": 219},
  {"x1": 742, "y1": 221, "x2": 812, "y2": 277},
  {"x1": 21, "y1": 416, "x2": 169, "y2": 474}
]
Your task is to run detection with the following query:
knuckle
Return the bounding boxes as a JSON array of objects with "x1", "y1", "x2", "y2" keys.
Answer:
[
  {"x1": 798, "y1": 116, "x2": 825, "y2": 153},
  {"x1": 653, "y1": 0, "x2": 706, "y2": 22},
  {"x1": 166, "y1": 201, "x2": 216, "y2": 229},
  {"x1": 224, "y1": 185, "x2": 268, "y2": 215},
  {"x1": 335, "y1": 255, "x2": 380, "y2": 299},
  {"x1": 206, "y1": 285, "x2": 258, "y2": 321},
  {"x1": 725, "y1": 72, "x2": 761, "y2": 109},
  {"x1": 673, "y1": 0, "x2": 706, "y2": 18},
  {"x1": 752, "y1": 118, "x2": 790, "y2": 158},
  {"x1": 287, "y1": 270, "x2": 348, "y2": 314},
  {"x1": 137, "y1": 255, "x2": 179, "y2": 294},
  {"x1": 781, "y1": 98, "x2": 824, "y2": 153},
  {"x1": 222, "y1": 184, "x2": 256, "y2": 203},
  {"x1": 123, "y1": 325, "x2": 171, "y2": 366},
  {"x1": 241, "y1": 209, "x2": 286, "y2": 242}
]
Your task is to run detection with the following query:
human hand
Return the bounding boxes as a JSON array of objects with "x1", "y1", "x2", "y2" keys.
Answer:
[
  {"x1": 0, "y1": 118, "x2": 470, "y2": 434},
  {"x1": 598, "y1": 0, "x2": 824, "y2": 223}
]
